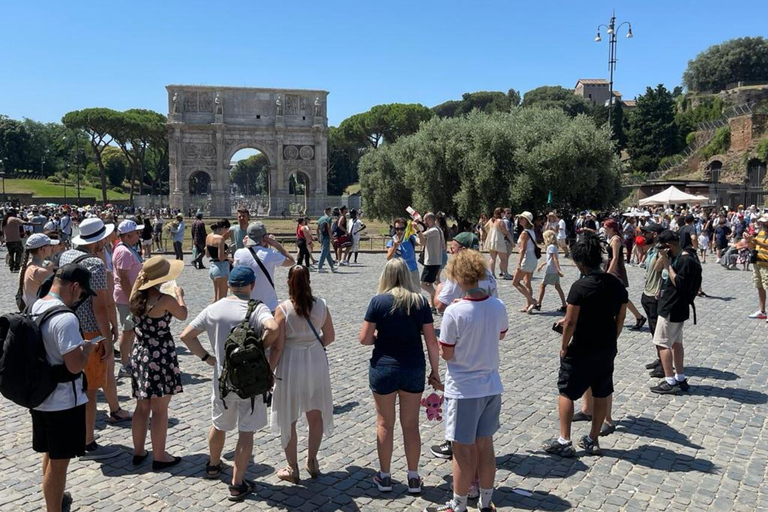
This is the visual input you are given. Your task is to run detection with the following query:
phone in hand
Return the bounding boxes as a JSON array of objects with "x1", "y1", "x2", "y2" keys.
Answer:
[{"x1": 552, "y1": 322, "x2": 564, "y2": 335}]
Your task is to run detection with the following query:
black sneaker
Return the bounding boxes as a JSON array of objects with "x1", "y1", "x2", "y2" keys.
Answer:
[
  {"x1": 407, "y1": 475, "x2": 423, "y2": 494},
  {"x1": 645, "y1": 358, "x2": 661, "y2": 369},
  {"x1": 677, "y1": 379, "x2": 690, "y2": 392},
  {"x1": 62, "y1": 492, "x2": 73, "y2": 512},
  {"x1": 649, "y1": 367, "x2": 665, "y2": 378},
  {"x1": 542, "y1": 438, "x2": 576, "y2": 458},
  {"x1": 430, "y1": 441, "x2": 453, "y2": 459},
  {"x1": 578, "y1": 435, "x2": 601, "y2": 456},
  {"x1": 480, "y1": 504, "x2": 497, "y2": 512},
  {"x1": 650, "y1": 380, "x2": 680, "y2": 394},
  {"x1": 373, "y1": 472, "x2": 392, "y2": 492}
]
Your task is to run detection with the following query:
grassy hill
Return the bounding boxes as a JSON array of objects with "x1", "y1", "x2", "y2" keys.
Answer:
[{"x1": 2, "y1": 179, "x2": 129, "y2": 200}]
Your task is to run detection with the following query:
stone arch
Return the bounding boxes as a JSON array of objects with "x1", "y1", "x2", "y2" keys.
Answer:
[
  {"x1": 167, "y1": 85, "x2": 329, "y2": 217},
  {"x1": 707, "y1": 160, "x2": 723, "y2": 183}
]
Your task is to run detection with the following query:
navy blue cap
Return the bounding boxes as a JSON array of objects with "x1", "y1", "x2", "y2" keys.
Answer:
[{"x1": 228, "y1": 266, "x2": 256, "y2": 287}]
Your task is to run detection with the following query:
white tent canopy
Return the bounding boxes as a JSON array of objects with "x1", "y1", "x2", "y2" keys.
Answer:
[{"x1": 639, "y1": 186, "x2": 709, "y2": 206}]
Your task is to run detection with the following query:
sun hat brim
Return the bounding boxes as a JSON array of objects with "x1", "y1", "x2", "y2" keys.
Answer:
[
  {"x1": 137, "y1": 259, "x2": 184, "y2": 291},
  {"x1": 71, "y1": 223, "x2": 115, "y2": 246}
]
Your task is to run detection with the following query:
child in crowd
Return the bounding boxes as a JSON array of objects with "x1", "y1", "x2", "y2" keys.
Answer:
[
  {"x1": 698, "y1": 232, "x2": 709, "y2": 263},
  {"x1": 535, "y1": 230, "x2": 566, "y2": 312}
]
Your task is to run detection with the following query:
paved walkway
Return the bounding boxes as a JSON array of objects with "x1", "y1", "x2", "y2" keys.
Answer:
[{"x1": 1, "y1": 252, "x2": 766, "y2": 511}]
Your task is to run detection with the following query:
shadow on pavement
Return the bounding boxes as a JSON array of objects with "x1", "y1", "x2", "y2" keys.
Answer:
[
  {"x1": 685, "y1": 366, "x2": 739, "y2": 381},
  {"x1": 616, "y1": 415, "x2": 703, "y2": 449},
  {"x1": 495, "y1": 486, "x2": 572, "y2": 511},
  {"x1": 604, "y1": 444, "x2": 718, "y2": 473},
  {"x1": 684, "y1": 384, "x2": 767, "y2": 404},
  {"x1": 333, "y1": 401, "x2": 360, "y2": 415},
  {"x1": 497, "y1": 452, "x2": 589, "y2": 479}
]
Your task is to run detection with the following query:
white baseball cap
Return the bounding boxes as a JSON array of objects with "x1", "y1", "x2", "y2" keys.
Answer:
[
  {"x1": 25, "y1": 233, "x2": 60, "y2": 250},
  {"x1": 117, "y1": 220, "x2": 142, "y2": 235}
]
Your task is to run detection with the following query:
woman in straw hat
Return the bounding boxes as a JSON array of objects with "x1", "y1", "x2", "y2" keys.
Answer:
[{"x1": 128, "y1": 256, "x2": 188, "y2": 470}]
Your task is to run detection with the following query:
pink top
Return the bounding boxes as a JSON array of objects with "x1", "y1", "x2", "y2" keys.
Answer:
[{"x1": 113, "y1": 243, "x2": 142, "y2": 305}]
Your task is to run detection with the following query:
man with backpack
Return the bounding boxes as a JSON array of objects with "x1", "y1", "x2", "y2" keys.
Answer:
[
  {"x1": 650, "y1": 230, "x2": 702, "y2": 395},
  {"x1": 233, "y1": 221, "x2": 295, "y2": 313},
  {"x1": 179, "y1": 267, "x2": 279, "y2": 502},
  {"x1": 28, "y1": 264, "x2": 97, "y2": 512}
]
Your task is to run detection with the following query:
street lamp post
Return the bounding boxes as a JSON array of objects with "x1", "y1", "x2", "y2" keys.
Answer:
[
  {"x1": 0, "y1": 171, "x2": 5, "y2": 202},
  {"x1": 595, "y1": 12, "x2": 633, "y2": 127}
]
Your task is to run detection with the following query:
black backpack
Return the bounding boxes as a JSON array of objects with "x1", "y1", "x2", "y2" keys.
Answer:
[
  {"x1": 679, "y1": 249, "x2": 703, "y2": 324},
  {"x1": 0, "y1": 305, "x2": 82, "y2": 409},
  {"x1": 218, "y1": 299, "x2": 272, "y2": 410}
]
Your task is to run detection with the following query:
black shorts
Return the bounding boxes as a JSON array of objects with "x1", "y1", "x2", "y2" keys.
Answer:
[
  {"x1": 31, "y1": 404, "x2": 86, "y2": 460},
  {"x1": 558, "y1": 353, "x2": 615, "y2": 400},
  {"x1": 421, "y1": 265, "x2": 441, "y2": 284},
  {"x1": 640, "y1": 294, "x2": 659, "y2": 338}
]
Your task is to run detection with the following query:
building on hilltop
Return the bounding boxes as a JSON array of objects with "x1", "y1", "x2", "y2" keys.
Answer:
[{"x1": 575, "y1": 79, "x2": 635, "y2": 109}]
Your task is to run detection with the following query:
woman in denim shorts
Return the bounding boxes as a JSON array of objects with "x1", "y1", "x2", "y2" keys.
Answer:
[
  {"x1": 206, "y1": 219, "x2": 231, "y2": 303},
  {"x1": 359, "y1": 258, "x2": 441, "y2": 495}
]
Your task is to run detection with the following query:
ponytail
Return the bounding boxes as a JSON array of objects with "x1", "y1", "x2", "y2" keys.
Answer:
[
  {"x1": 17, "y1": 250, "x2": 30, "y2": 299},
  {"x1": 129, "y1": 270, "x2": 149, "y2": 317}
]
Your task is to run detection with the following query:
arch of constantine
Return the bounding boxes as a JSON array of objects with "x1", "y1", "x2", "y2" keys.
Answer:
[{"x1": 166, "y1": 85, "x2": 329, "y2": 216}]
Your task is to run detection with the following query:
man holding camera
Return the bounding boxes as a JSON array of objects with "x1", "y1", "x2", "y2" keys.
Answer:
[{"x1": 649, "y1": 230, "x2": 702, "y2": 395}]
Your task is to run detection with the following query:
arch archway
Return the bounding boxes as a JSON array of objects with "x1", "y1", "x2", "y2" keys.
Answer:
[
  {"x1": 707, "y1": 160, "x2": 722, "y2": 183},
  {"x1": 167, "y1": 85, "x2": 329, "y2": 217},
  {"x1": 188, "y1": 171, "x2": 211, "y2": 213},
  {"x1": 287, "y1": 171, "x2": 311, "y2": 215},
  {"x1": 230, "y1": 148, "x2": 271, "y2": 215}
]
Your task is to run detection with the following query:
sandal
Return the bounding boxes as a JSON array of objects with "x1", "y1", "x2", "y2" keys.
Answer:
[
  {"x1": 306, "y1": 458, "x2": 320, "y2": 479},
  {"x1": 526, "y1": 304, "x2": 536, "y2": 314},
  {"x1": 228, "y1": 478, "x2": 256, "y2": 502},
  {"x1": 534, "y1": 303, "x2": 542, "y2": 311},
  {"x1": 106, "y1": 408, "x2": 132, "y2": 424},
  {"x1": 204, "y1": 460, "x2": 223, "y2": 479},
  {"x1": 277, "y1": 464, "x2": 300, "y2": 484}
]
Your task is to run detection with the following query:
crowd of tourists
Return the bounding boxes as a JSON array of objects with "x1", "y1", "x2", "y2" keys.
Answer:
[{"x1": 0, "y1": 197, "x2": 719, "y2": 512}]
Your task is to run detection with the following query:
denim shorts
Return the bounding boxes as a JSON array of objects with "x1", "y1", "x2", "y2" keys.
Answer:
[
  {"x1": 369, "y1": 362, "x2": 425, "y2": 395},
  {"x1": 209, "y1": 260, "x2": 230, "y2": 280}
]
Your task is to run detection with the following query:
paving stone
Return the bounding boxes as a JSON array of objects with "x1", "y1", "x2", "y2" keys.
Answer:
[{"x1": 1, "y1": 251, "x2": 767, "y2": 511}]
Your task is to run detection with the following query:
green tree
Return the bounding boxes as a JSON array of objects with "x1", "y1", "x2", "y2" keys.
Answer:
[
  {"x1": 683, "y1": 36, "x2": 768, "y2": 92},
  {"x1": 627, "y1": 85, "x2": 681, "y2": 173},
  {"x1": 62, "y1": 108, "x2": 124, "y2": 204},
  {"x1": 111, "y1": 109, "x2": 167, "y2": 202},
  {"x1": 521, "y1": 85, "x2": 592, "y2": 117},
  {"x1": 0, "y1": 116, "x2": 32, "y2": 173},
  {"x1": 433, "y1": 89, "x2": 521, "y2": 118},
  {"x1": 102, "y1": 146, "x2": 128, "y2": 187},
  {"x1": 327, "y1": 126, "x2": 359, "y2": 195},
  {"x1": 338, "y1": 103, "x2": 434, "y2": 149},
  {"x1": 360, "y1": 109, "x2": 621, "y2": 223},
  {"x1": 230, "y1": 153, "x2": 269, "y2": 196}
]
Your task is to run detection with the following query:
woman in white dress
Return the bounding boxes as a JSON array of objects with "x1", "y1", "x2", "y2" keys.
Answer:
[
  {"x1": 270, "y1": 265, "x2": 335, "y2": 484},
  {"x1": 484, "y1": 207, "x2": 513, "y2": 278}
]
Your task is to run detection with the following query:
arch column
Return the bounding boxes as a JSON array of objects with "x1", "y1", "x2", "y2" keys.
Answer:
[{"x1": 210, "y1": 127, "x2": 230, "y2": 217}]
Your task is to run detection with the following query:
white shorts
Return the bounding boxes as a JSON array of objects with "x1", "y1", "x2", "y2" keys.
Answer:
[
  {"x1": 653, "y1": 316, "x2": 683, "y2": 348},
  {"x1": 211, "y1": 396, "x2": 268, "y2": 433},
  {"x1": 141, "y1": 239, "x2": 152, "y2": 247}
]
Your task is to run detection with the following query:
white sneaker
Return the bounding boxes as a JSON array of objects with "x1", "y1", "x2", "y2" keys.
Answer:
[{"x1": 748, "y1": 310, "x2": 767, "y2": 319}]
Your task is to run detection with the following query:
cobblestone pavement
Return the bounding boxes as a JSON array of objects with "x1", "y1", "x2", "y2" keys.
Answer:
[{"x1": 1, "y1": 251, "x2": 767, "y2": 511}]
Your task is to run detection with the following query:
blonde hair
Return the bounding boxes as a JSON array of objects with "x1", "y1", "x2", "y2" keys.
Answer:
[
  {"x1": 543, "y1": 229, "x2": 556, "y2": 246},
  {"x1": 378, "y1": 258, "x2": 425, "y2": 315},
  {"x1": 446, "y1": 249, "x2": 487, "y2": 286}
]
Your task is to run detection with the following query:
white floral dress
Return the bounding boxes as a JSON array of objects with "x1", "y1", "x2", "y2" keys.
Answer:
[{"x1": 130, "y1": 309, "x2": 183, "y2": 399}]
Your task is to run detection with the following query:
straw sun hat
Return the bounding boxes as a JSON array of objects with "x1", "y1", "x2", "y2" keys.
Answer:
[{"x1": 136, "y1": 256, "x2": 184, "y2": 291}]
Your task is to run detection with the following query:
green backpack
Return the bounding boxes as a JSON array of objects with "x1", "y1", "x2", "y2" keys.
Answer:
[{"x1": 218, "y1": 299, "x2": 273, "y2": 409}]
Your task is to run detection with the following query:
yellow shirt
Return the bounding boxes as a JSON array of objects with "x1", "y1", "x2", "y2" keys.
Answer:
[{"x1": 754, "y1": 229, "x2": 768, "y2": 266}]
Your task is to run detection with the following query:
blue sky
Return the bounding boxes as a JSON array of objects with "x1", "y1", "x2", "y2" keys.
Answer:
[{"x1": 2, "y1": 0, "x2": 767, "y2": 127}]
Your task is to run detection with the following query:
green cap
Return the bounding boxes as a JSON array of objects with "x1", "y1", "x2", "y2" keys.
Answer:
[{"x1": 453, "y1": 232, "x2": 479, "y2": 250}]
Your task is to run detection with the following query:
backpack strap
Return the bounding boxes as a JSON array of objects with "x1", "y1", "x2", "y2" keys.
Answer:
[{"x1": 248, "y1": 248, "x2": 275, "y2": 289}]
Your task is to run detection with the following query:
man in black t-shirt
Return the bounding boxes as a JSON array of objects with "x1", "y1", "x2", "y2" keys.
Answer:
[
  {"x1": 650, "y1": 230, "x2": 701, "y2": 395},
  {"x1": 678, "y1": 215, "x2": 697, "y2": 251},
  {"x1": 544, "y1": 234, "x2": 628, "y2": 457}
]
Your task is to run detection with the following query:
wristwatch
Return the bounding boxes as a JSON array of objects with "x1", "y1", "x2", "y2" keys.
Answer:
[{"x1": 201, "y1": 353, "x2": 210, "y2": 362}]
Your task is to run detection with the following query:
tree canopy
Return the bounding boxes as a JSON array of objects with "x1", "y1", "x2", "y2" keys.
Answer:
[
  {"x1": 433, "y1": 89, "x2": 520, "y2": 118},
  {"x1": 230, "y1": 153, "x2": 269, "y2": 196},
  {"x1": 683, "y1": 36, "x2": 768, "y2": 93},
  {"x1": 360, "y1": 109, "x2": 622, "y2": 223},
  {"x1": 626, "y1": 85, "x2": 682, "y2": 173},
  {"x1": 521, "y1": 85, "x2": 593, "y2": 117}
]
